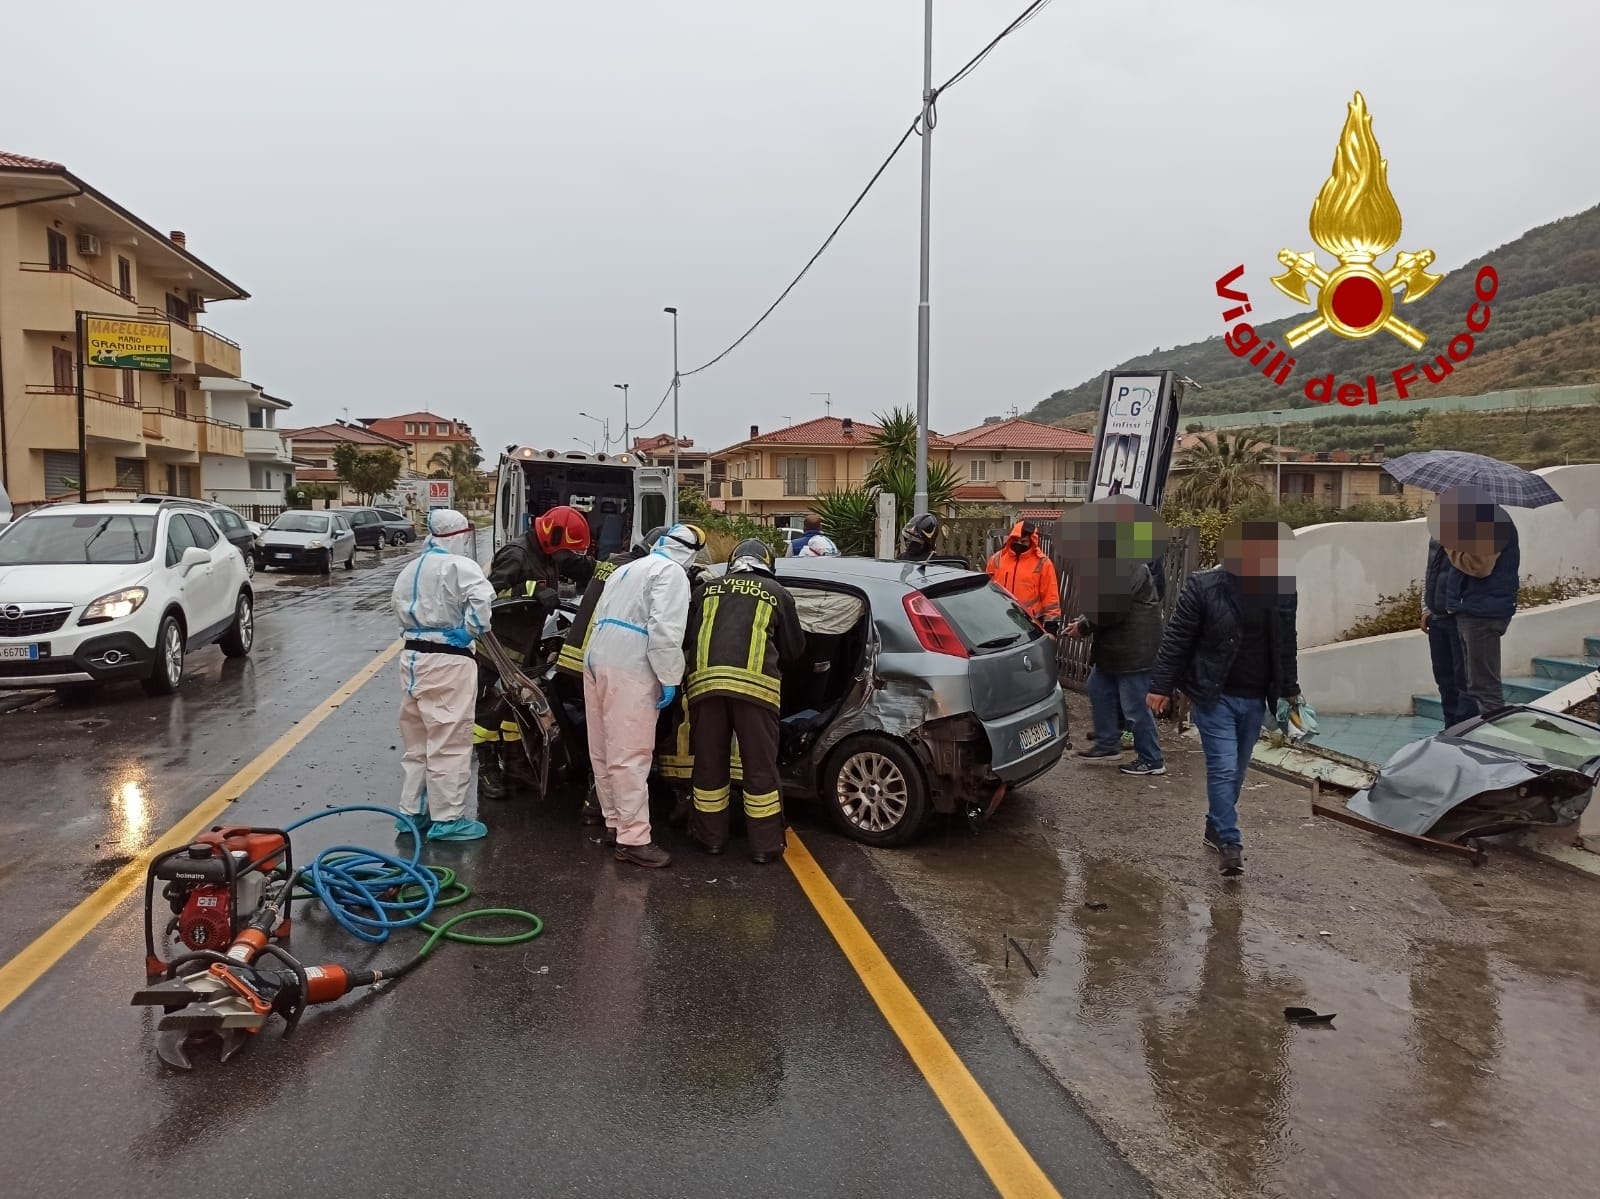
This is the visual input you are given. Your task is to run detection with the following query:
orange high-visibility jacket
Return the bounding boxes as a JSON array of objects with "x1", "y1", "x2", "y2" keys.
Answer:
[{"x1": 985, "y1": 522, "x2": 1061, "y2": 622}]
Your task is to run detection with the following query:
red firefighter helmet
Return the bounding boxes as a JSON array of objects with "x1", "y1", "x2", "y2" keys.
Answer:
[{"x1": 533, "y1": 505, "x2": 593, "y2": 556}]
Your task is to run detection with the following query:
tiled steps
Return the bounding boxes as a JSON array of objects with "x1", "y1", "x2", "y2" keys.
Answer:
[{"x1": 1410, "y1": 635, "x2": 1600, "y2": 721}]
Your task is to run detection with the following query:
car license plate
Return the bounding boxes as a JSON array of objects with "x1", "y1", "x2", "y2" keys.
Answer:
[
  {"x1": 0, "y1": 644, "x2": 41, "y2": 661},
  {"x1": 1018, "y1": 719, "x2": 1054, "y2": 750},
  {"x1": 274, "y1": 552, "x2": 291, "y2": 559}
]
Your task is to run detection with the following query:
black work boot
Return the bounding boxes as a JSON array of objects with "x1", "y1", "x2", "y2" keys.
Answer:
[
  {"x1": 615, "y1": 841, "x2": 672, "y2": 868},
  {"x1": 1219, "y1": 845, "x2": 1244, "y2": 877},
  {"x1": 476, "y1": 743, "x2": 508, "y2": 801}
]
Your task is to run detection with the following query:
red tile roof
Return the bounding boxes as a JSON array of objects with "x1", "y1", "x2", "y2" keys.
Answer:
[
  {"x1": 281, "y1": 423, "x2": 409, "y2": 448},
  {"x1": 633, "y1": 433, "x2": 694, "y2": 452},
  {"x1": 1018, "y1": 506, "x2": 1064, "y2": 521},
  {"x1": 946, "y1": 417, "x2": 1094, "y2": 451},
  {"x1": 712, "y1": 415, "x2": 951, "y2": 456},
  {"x1": 953, "y1": 484, "x2": 1006, "y2": 501},
  {"x1": 0, "y1": 151, "x2": 66, "y2": 170}
]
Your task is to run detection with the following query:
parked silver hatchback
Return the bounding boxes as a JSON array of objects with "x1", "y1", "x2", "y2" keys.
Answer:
[{"x1": 761, "y1": 556, "x2": 1069, "y2": 845}]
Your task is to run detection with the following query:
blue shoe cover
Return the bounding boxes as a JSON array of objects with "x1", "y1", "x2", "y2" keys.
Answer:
[
  {"x1": 426, "y1": 818, "x2": 488, "y2": 842},
  {"x1": 395, "y1": 803, "x2": 431, "y2": 836}
]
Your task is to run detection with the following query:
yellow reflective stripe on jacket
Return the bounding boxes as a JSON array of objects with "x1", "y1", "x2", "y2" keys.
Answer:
[
  {"x1": 696, "y1": 593, "x2": 720, "y2": 673},
  {"x1": 557, "y1": 643, "x2": 585, "y2": 672},
  {"x1": 496, "y1": 580, "x2": 540, "y2": 600},
  {"x1": 686, "y1": 667, "x2": 781, "y2": 707},
  {"x1": 746, "y1": 602, "x2": 773, "y2": 674}
]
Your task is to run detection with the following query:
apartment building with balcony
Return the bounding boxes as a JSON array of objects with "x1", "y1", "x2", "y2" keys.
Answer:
[
  {"x1": 358, "y1": 411, "x2": 479, "y2": 475},
  {"x1": 707, "y1": 416, "x2": 953, "y2": 524},
  {"x1": 282, "y1": 421, "x2": 413, "y2": 505},
  {"x1": 199, "y1": 379, "x2": 295, "y2": 508},
  {"x1": 632, "y1": 432, "x2": 708, "y2": 492},
  {"x1": 945, "y1": 417, "x2": 1095, "y2": 521},
  {"x1": 0, "y1": 151, "x2": 254, "y2": 506}
]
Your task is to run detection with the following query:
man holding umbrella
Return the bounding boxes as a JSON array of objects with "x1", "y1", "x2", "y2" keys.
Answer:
[{"x1": 1383, "y1": 452, "x2": 1557, "y2": 721}]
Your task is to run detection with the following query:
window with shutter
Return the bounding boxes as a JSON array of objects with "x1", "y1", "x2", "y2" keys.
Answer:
[
  {"x1": 117, "y1": 256, "x2": 132, "y2": 297},
  {"x1": 114, "y1": 458, "x2": 147, "y2": 490},
  {"x1": 970, "y1": 459, "x2": 987, "y2": 482},
  {"x1": 1013, "y1": 459, "x2": 1032, "y2": 481},
  {"x1": 52, "y1": 347, "x2": 74, "y2": 393},
  {"x1": 173, "y1": 388, "x2": 188, "y2": 416},
  {"x1": 43, "y1": 451, "x2": 82, "y2": 497},
  {"x1": 122, "y1": 370, "x2": 135, "y2": 405},
  {"x1": 47, "y1": 229, "x2": 69, "y2": 270}
]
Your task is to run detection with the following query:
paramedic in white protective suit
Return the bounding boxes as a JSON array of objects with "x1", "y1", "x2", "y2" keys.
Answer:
[
  {"x1": 584, "y1": 522, "x2": 706, "y2": 868},
  {"x1": 390, "y1": 509, "x2": 497, "y2": 842}
]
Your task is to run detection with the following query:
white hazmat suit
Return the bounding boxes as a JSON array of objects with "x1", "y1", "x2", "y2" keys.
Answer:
[
  {"x1": 390, "y1": 509, "x2": 496, "y2": 840},
  {"x1": 583, "y1": 524, "x2": 702, "y2": 850}
]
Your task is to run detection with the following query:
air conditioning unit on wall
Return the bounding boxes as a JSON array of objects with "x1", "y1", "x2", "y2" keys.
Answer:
[
  {"x1": 77, "y1": 233, "x2": 101, "y2": 257},
  {"x1": 991, "y1": 451, "x2": 1004, "y2": 462}
]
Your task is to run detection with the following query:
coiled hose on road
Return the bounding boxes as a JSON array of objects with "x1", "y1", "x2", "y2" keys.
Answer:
[{"x1": 281, "y1": 805, "x2": 542, "y2": 968}]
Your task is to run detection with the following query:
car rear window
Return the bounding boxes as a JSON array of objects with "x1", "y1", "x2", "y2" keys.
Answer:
[{"x1": 928, "y1": 580, "x2": 1042, "y2": 652}]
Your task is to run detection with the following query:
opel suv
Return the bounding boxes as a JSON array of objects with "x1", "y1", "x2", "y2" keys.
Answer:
[{"x1": 0, "y1": 501, "x2": 254, "y2": 698}]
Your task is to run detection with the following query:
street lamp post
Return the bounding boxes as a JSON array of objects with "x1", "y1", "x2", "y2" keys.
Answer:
[
  {"x1": 913, "y1": 0, "x2": 934, "y2": 515},
  {"x1": 613, "y1": 383, "x2": 630, "y2": 454},
  {"x1": 663, "y1": 307, "x2": 680, "y2": 525},
  {"x1": 579, "y1": 411, "x2": 611, "y2": 450}
]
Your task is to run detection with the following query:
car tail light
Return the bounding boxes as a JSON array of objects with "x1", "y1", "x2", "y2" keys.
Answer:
[{"x1": 903, "y1": 592, "x2": 968, "y2": 658}]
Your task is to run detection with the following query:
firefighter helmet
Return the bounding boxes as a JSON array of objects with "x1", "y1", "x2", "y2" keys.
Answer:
[
  {"x1": 533, "y1": 505, "x2": 592, "y2": 556},
  {"x1": 729, "y1": 538, "x2": 776, "y2": 576},
  {"x1": 900, "y1": 512, "x2": 942, "y2": 556}
]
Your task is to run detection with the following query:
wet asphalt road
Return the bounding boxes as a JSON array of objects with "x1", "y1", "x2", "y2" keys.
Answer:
[{"x1": 0, "y1": 545, "x2": 1147, "y2": 1199}]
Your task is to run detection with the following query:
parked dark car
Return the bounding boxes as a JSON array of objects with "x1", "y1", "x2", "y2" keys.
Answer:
[
  {"x1": 335, "y1": 507, "x2": 388, "y2": 549},
  {"x1": 373, "y1": 507, "x2": 417, "y2": 545},
  {"x1": 137, "y1": 496, "x2": 257, "y2": 576}
]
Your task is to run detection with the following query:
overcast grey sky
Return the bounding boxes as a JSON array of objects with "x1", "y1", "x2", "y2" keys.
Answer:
[{"x1": 5, "y1": 1, "x2": 1596, "y2": 460}]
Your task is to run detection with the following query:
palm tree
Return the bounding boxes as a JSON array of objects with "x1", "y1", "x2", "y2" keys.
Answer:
[
  {"x1": 865, "y1": 407, "x2": 963, "y2": 527},
  {"x1": 429, "y1": 442, "x2": 485, "y2": 503},
  {"x1": 1170, "y1": 432, "x2": 1271, "y2": 511}
]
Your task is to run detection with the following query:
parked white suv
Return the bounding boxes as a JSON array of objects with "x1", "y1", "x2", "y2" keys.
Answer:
[{"x1": 0, "y1": 501, "x2": 254, "y2": 697}]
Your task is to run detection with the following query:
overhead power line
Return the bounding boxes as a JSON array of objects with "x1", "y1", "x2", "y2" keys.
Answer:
[{"x1": 678, "y1": 0, "x2": 1057, "y2": 380}]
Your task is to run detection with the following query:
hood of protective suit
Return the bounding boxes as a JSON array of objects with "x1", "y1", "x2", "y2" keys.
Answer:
[
  {"x1": 651, "y1": 524, "x2": 705, "y2": 571},
  {"x1": 426, "y1": 508, "x2": 475, "y2": 556}
]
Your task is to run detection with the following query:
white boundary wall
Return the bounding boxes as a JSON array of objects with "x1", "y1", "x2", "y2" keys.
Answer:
[{"x1": 1292, "y1": 464, "x2": 1600, "y2": 648}]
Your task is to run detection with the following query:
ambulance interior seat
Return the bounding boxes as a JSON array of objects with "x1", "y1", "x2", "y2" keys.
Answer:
[{"x1": 780, "y1": 589, "x2": 870, "y2": 755}]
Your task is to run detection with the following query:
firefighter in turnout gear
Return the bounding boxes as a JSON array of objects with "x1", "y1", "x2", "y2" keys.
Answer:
[
  {"x1": 556, "y1": 527, "x2": 664, "y2": 830},
  {"x1": 474, "y1": 505, "x2": 592, "y2": 799},
  {"x1": 686, "y1": 538, "x2": 805, "y2": 862}
]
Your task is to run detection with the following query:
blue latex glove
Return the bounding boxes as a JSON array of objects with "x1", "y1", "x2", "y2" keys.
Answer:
[{"x1": 656, "y1": 684, "x2": 679, "y2": 710}]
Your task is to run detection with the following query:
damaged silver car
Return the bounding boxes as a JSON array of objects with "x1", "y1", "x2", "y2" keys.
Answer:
[
  {"x1": 1348, "y1": 704, "x2": 1599, "y2": 843},
  {"x1": 755, "y1": 556, "x2": 1070, "y2": 845}
]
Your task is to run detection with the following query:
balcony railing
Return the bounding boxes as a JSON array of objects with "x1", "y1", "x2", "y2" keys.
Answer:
[
  {"x1": 24, "y1": 383, "x2": 134, "y2": 406},
  {"x1": 19, "y1": 260, "x2": 133, "y2": 301}
]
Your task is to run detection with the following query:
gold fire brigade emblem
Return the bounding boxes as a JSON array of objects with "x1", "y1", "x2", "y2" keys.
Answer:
[{"x1": 1271, "y1": 92, "x2": 1443, "y2": 350}]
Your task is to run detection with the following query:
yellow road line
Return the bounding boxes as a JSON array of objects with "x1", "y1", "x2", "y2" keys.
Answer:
[
  {"x1": 784, "y1": 831, "x2": 1063, "y2": 1199},
  {"x1": 0, "y1": 640, "x2": 402, "y2": 1015}
]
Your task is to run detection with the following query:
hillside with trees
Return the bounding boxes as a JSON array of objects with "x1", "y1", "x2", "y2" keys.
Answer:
[{"x1": 1030, "y1": 202, "x2": 1600, "y2": 421}]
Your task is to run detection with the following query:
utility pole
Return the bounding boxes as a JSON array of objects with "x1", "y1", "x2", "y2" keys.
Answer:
[
  {"x1": 613, "y1": 383, "x2": 630, "y2": 453},
  {"x1": 913, "y1": 0, "x2": 934, "y2": 515},
  {"x1": 1272, "y1": 411, "x2": 1284, "y2": 503},
  {"x1": 663, "y1": 307, "x2": 680, "y2": 525},
  {"x1": 75, "y1": 310, "x2": 87, "y2": 502}
]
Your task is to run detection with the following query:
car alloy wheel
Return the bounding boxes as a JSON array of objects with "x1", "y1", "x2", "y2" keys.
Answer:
[
  {"x1": 836, "y1": 750, "x2": 910, "y2": 834},
  {"x1": 221, "y1": 592, "x2": 253, "y2": 658},
  {"x1": 162, "y1": 620, "x2": 183, "y2": 685}
]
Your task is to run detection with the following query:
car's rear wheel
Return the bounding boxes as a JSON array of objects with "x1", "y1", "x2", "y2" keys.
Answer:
[
  {"x1": 318, "y1": 550, "x2": 333, "y2": 576},
  {"x1": 822, "y1": 734, "x2": 929, "y2": 846},
  {"x1": 141, "y1": 614, "x2": 185, "y2": 696},
  {"x1": 219, "y1": 591, "x2": 254, "y2": 658}
]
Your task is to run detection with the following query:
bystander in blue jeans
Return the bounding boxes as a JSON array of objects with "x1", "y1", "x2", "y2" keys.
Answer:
[
  {"x1": 1087, "y1": 667, "x2": 1163, "y2": 765},
  {"x1": 1188, "y1": 694, "x2": 1268, "y2": 849}
]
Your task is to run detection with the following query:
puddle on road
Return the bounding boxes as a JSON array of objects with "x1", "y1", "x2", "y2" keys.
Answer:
[{"x1": 872, "y1": 818, "x2": 1600, "y2": 1199}]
